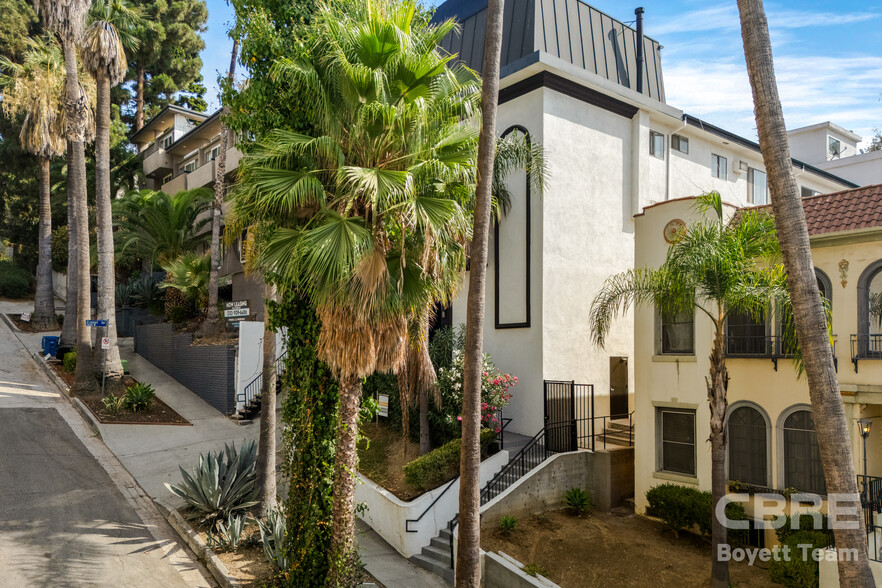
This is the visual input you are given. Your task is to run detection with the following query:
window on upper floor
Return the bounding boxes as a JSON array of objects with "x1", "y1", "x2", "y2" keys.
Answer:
[
  {"x1": 801, "y1": 186, "x2": 820, "y2": 198},
  {"x1": 781, "y1": 271, "x2": 831, "y2": 356},
  {"x1": 181, "y1": 159, "x2": 197, "y2": 173},
  {"x1": 657, "y1": 407, "x2": 696, "y2": 476},
  {"x1": 208, "y1": 144, "x2": 220, "y2": 161},
  {"x1": 749, "y1": 168, "x2": 768, "y2": 205},
  {"x1": 658, "y1": 310, "x2": 694, "y2": 355},
  {"x1": 162, "y1": 173, "x2": 172, "y2": 185},
  {"x1": 726, "y1": 309, "x2": 768, "y2": 356},
  {"x1": 650, "y1": 131, "x2": 665, "y2": 160},
  {"x1": 712, "y1": 154, "x2": 727, "y2": 179},
  {"x1": 782, "y1": 409, "x2": 826, "y2": 495},
  {"x1": 162, "y1": 134, "x2": 174, "y2": 149},
  {"x1": 828, "y1": 136, "x2": 842, "y2": 159},
  {"x1": 671, "y1": 134, "x2": 689, "y2": 154}
]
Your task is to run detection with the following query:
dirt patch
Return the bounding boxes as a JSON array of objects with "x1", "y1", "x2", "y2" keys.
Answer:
[
  {"x1": 6, "y1": 312, "x2": 59, "y2": 333},
  {"x1": 358, "y1": 422, "x2": 427, "y2": 501},
  {"x1": 48, "y1": 362, "x2": 190, "y2": 425},
  {"x1": 482, "y1": 509, "x2": 776, "y2": 588}
]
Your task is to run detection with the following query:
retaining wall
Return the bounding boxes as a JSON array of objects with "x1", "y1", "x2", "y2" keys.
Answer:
[{"x1": 134, "y1": 322, "x2": 236, "y2": 414}]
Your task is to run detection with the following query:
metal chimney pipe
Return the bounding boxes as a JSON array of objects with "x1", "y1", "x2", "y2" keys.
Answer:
[{"x1": 635, "y1": 7, "x2": 645, "y2": 94}]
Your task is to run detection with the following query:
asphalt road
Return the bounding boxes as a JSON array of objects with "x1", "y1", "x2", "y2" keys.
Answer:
[{"x1": 0, "y1": 313, "x2": 206, "y2": 587}]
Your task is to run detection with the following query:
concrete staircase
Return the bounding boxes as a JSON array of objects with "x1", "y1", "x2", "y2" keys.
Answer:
[
  {"x1": 598, "y1": 419, "x2": 634, "y2": 447},
  {"x1": 410, "y1": 527, "x2": 455, "y2": 584}
]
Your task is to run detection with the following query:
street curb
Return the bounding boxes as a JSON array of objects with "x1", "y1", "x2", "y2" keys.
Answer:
[
  {"x1": 0, "y1": 311, "x2": 20, "y2": 333},
  {"x1": 163, "y1": 507, "x2": 244, "y2": 588}
]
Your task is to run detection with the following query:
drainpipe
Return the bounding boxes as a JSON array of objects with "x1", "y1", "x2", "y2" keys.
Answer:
[{"x1": 635, "y1": 7, "x2": 645, "y2": 94}]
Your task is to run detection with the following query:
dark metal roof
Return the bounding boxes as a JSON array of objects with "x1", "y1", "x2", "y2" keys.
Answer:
[
  {"x1": 682, "y1": 115, "x2": 858, "y2": 189},
  {"x1": 129, "y1": 105, "x2": 209, "y2": 144},
  {"x1": 434, "y1": 0, "x2": 665, "y2": 102}
]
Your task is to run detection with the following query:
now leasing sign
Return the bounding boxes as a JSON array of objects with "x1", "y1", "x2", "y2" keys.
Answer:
[{"x1": 223, "y1": 300, "x2": 250, "y2": 319}]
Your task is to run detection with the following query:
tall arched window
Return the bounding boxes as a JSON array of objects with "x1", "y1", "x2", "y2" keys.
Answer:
[
  {"x1": 781, "y1": 269, "x2": 832, "y2": 356},
  {"x1": 728, "y1": 405, "x2": 768, "y2": 486},
  {"x1": 782, "y1": 409, "x2": 826, "y2": 494},
  {"x1": 857, "y1": 260, "x2": 882, "y2": 358}
]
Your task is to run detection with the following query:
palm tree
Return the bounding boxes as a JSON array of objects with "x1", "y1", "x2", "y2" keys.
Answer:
[
  {"x1": 736, "y1": 2, "x2": 874, "y2": 584},
  {"x1": 34, "y1": 0, "x2": 97, "y2": 395},
  {"x1": 113, "y1": 188, "x2": 212, "y2": 269},
  {"x1": 0, "y1": 36, "x2": 66, "y2": 331},
  {"x1": 82, "y1": 0, "x2": 141, "y2": 388},
  {"x1": 456, "y1": 0, "x2": 506, "y2": 582},
  {"x1": 231, "y1": 0, "x2": 480, "y2": 579},
  {"x1": 590, "y1": 192, "x2": 789, "y2": 588},
  {"x1": 200, "y1": 39, "x2": 239, "y2": 338}
]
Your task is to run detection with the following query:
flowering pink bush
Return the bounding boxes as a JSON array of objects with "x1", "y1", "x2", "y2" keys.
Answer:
[{"x1": 437, "y1": 350, "x2": 516, "y2": 434}]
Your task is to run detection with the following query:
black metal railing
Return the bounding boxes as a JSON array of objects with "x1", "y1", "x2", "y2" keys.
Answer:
[
  {"x1": 446, "y1": 412, "x2": 634, "y2": 568},
  {"x1": 860, "y1": 474, "x2": 882, "y2": 529},
  {"x1": 850, "y1": 334, "x2": 882, "y2": 372},
  {"x1": 403, "y1": 415, "x2": 512, "y2": 534},
  {"x1": 727, "y1": 335, "x2": 838, "y2": 372},
  {"x1": 868, "y1": 523, "x2": 882, "y2": 562},
  {"x1": 236, "y1": 350, "x2": 288, "y2": 411}
]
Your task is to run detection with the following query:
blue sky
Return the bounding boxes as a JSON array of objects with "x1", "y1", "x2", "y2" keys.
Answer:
[{"x1": 200, "y1": 0, "x2": 882, "y2": 147}]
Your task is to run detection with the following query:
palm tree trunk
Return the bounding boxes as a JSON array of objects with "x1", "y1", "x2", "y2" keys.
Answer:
[
  {"x1": 256, "y1": 282, "x2": 277, "y2": 518},
  {"x1": 135, "y1": 66, "x2": 145, "y2": 131},
  {"x1": 419, "y1": 377, "x2": 430, "y2": 455},
  {"x1": 737, "y1": 2, "x2": 874, "y2": 585},
  {"x1": 201, "y1": 39, "x2": 238, "y2": 338},
  {"x1": 33, "y1": 156, "x2": 58, "y2": 331},
  {"x1": 457, "y1": 0, "x2": 506, "y2": 583},
  {"x1": 708, "y1": 320, "x2": 729, "y2": 588},
  {"x1": 60, "y1": 140, "x2": 78, "y2": 348},
  {"x1": 329, "y1": 374, "x2": 362, "y2": 584},
  {"x1": 94, "y1": 71, "x2": 124, "y2": 387},
  {"x1": 398, "y1": 360, "x2": 411, "y2": 460},
  {"x1": 62, "y1": 39, "x2": 96, "y2": 396}
]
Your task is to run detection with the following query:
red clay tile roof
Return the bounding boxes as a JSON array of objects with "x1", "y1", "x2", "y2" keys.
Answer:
[{"x1": 751, "y1": 184, "x2": 882, "y2": 236}]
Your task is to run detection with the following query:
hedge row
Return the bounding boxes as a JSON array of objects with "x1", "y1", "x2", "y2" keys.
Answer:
[
  {"x1": 403, "y1": 429, "x2": 495, "y2": 491},
  {"x1": 645, "y1": 483, "x2": 747, "y2": 542}
]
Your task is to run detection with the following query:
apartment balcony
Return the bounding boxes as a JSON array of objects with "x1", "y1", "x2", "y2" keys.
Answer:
[
  {"x1": 188, "y1": 159, "x2": 216, "y2": 190},
  {"x1": 161, "y1": 173, "x2": 187, "y2": 195},
  {"x1": 726, "y1": 334, "x2": 838, "y2": 371},
  {"x1": 142, "y1": 147, "x2": 173, "y2": 178},
  {"x1": 849, "y1": 334, "x2": 882, "y2": 372}
]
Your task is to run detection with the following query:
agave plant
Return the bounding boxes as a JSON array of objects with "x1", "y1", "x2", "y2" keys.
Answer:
[
  {"x1": 208, "y1": 513, "x2": 248, "y2": 552},
  {"x1": 129, "y1": 273, "x2": 164, "y2": 310},
  {"x1": 165, "y1": 439, "x2": 259, "y2": 526},
  {"x1": 257, "y1": 507, "x2": 289, "y2": 572}
]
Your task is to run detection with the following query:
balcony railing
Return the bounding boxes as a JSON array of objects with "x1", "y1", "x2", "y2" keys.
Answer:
[
  {"x1": 726, "y1": 334, "x2": 837, "y2": 371},
  {"x1": 850, "y1": 334, "x2": 882, "y2": 372}
]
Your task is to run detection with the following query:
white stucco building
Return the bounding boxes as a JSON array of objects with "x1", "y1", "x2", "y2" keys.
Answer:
[
  {"x1": 788, "y1": 121, "x2": 882, "y2": 187},
  {"x1": 437, "y1": 0, "x2": 857, "y2": 436}
]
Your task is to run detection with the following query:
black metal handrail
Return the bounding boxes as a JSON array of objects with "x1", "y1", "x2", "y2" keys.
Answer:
[
  {"x1": 850, "y1": 334, "x2": 882, "y2": 372},
  {"x1": 727, "y1": 334, "x2": 839, "y2": 372},
  {"x1": 236, "y1": 349, "x2": 288, "y2": 410},
  {"x1": 447, "y1": 412, "x2": 635, "y2": 568}
]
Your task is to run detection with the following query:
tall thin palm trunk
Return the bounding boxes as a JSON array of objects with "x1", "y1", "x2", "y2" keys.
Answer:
[
  {"x1": 457, "y1": 0, "x2": 506, "y2": 583},
  {"x1": 135, "y1": 66, "x2": 144, "y2": 130},
  {"x1": 94, "y1": 70, "x2": 123, "y2": 387},
  {"x1": 62, "y1": 40, "x2": 96, "y2": 396},
  {"x1": 201, "y1": 39, "x2": 238, "y2": 338},
  {"x1": 736, "y1": 1, "x2": 873, "y2": 585},
  {"x1": 255, "y1": 282, "x2": 277, "y2": 517},
  {"x1": 33, "y1": 156, "x2": 58, "y2": 330},
  {"x1": 708, "y1": 317, "x2": 729, "y2": 588},
  {"x1": 329, "y1": 375, "x2": 362, "y2": 584},
  {"x1": 60, "y1": 140, "x2": 78, "y2": 348}
]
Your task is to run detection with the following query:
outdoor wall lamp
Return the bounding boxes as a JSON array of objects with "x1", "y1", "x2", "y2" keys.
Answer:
[{"x1": 859, "y1": 418, "x2": 872, "y2": 505}]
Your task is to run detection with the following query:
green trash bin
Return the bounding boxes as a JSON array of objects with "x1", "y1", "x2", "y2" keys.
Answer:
[{"x1": 121, "y1": 359, "x2": 129, "y2": 375}]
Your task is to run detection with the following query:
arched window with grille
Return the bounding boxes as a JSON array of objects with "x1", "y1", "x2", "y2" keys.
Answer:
[
  {"x1": 728, "y1": 404, "x2": 768, "y2": 486},
  {"x1": 781, "y1": 408, "x2": 826, "y2": 495}
]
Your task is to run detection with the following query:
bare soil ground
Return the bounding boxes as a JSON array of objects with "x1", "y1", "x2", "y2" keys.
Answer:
[
  {"x1": 358, "y1": 421, "x2": 427, "y2": 501},
  {"x1": 482, "y1": 509, "x2": 776, "y2": 588},
  {"x1": 48, "y1": 363, "x2": 190, "y2": 425},
  {"x1": 6, "y1": 312, "x2": 59, "y2": 332}
]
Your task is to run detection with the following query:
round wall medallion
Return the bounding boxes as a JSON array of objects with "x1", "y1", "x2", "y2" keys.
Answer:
[{"x1": 663, "y1": 219, "x2": 687, "y2": 244}]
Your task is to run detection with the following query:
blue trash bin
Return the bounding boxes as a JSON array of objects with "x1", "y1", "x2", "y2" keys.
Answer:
[{"x1": 42, "y1": 335, "x2": 59, "y2": 357}]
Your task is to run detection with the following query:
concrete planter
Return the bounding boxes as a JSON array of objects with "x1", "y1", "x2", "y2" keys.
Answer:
[
  {"x1": 355, "y1": 449, "x2": 509, "y2": 558},
  {"x1": 134, "y1": 322, "x2": 237, "y2": 414}
]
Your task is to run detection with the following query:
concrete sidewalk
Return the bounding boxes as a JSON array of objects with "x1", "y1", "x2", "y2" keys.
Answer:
[{"x1": 3, "y1": 299, "x2": 453, "y2": 587}]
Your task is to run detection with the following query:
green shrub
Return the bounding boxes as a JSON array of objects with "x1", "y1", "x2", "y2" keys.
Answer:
[
  {"x1": 165, "y1": 439, "x2": 259, "y2": 526},
  {"x1": 498, "y1": 515, "x2": 517, "y2": 533},
  {"x1": 522, "y1": 563, "x2": 548, "y2": 578},
  {"x1": 166, "y1": 305, "x2": 192, "y2": 324},
  {"x1": 124, "y1": 383, "x2": 156, "y2": 412},
  {"x1": 645, "y1": 483, "x2": 747, "y2": 543},
  {"x1": 0, "y1": 260, "x2": 33, "y2": 298},
  {"x1": 207, "y1": 513, "x2": 248, "y2": 552},
  {"x1": 403, "y1": 429, "x2": 495, "y2": 491},
  {"x1": 56, "y1": 313, "x2": 64, "y2": 326},
  {"x1": 564, "y1": 487, "x2": 591, "y2": 515},
  {"x1": 101, "y1": 395, "x2": 126, "y2": 416},
  {"x1": 768, "y1": 530, "x2": 830, "y2": 588},
  {"x1": 776, "y1": 513, "x2": 832, "y2": 545},
  {"x1": 63, "y1": 351, "x2": 77, "y2": 374}
]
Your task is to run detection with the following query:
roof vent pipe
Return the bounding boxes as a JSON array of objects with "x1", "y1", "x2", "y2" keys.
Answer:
[{"x1": 635, "y1": 7, "x2": 645, "y2": 94}]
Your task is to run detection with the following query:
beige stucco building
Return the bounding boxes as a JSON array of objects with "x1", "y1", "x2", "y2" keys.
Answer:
[{"x1": 633, "y1": 185, "x2": 882, "y2": 549}]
